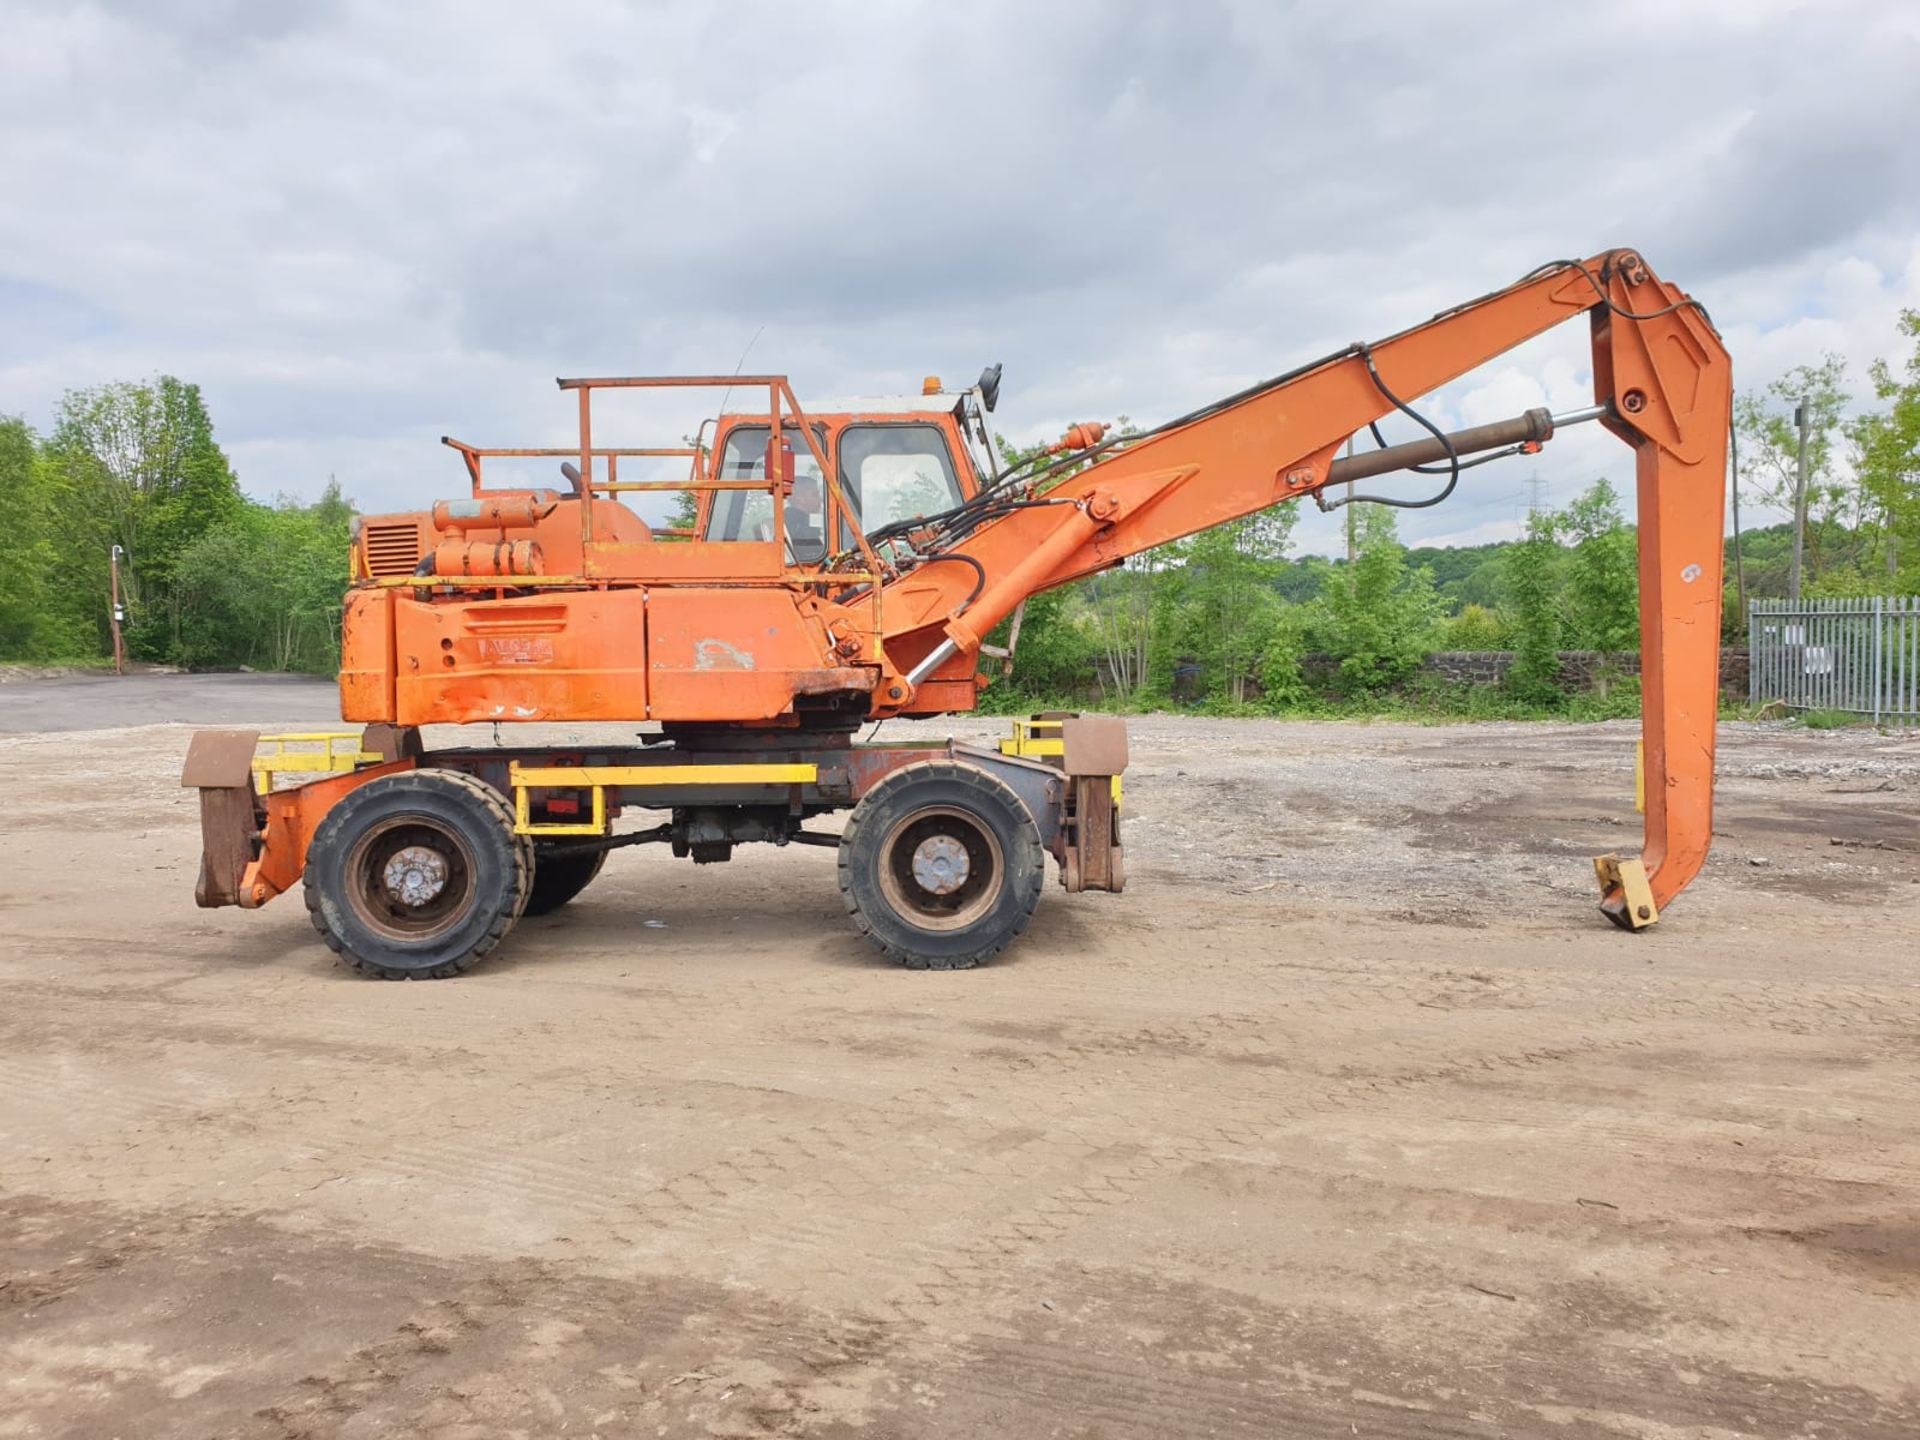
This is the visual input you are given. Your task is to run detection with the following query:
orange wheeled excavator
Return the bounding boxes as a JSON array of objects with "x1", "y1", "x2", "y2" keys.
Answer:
[{"x1": 184, "y1": 249, "x2": 1730, "y2": 977}]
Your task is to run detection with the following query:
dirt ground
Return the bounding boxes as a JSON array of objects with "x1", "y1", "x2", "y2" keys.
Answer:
[{"x1": 1, "y1": 675, "x2": 1917, "y2": 1438}]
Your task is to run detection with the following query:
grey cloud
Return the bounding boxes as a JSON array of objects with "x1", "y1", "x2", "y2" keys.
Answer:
[
  {"x1": 2, "y1": 0, "x2": 1914, "y2": 554},
  {"x1": 92, "y1": 0, "x2": 343, "y2": 48},
  {"x1": 0, "y1": 278, "x2": 118, "y2": 363},
  {"x1": 1650, "y1": 30, "x2": 1920, "y2": 276}
]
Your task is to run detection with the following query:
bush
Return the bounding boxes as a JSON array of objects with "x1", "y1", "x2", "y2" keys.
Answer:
[
  {"x1": 170, "y1": 485, "x2": 352, "y2": 672},
  {"x1": 1559, "y1": 479, "x2": 1637, "y2": 650},
  {"x1": 1256, "y1": 608, "x2": 1311, "y2": 709},
  {"x1": 988, "y1": 587, "x2": 1099, "y2": 701},
  {"x1": 1318, "y1": 509, "x2": 1438, "y2": 694},
  {"x1": 1502, "y1": 516, "x2": 1563, "y2": 706},
  {"x1": 1432, "y1": 603, "x2": 1509, "y2": 650},
  {"x1": 1564, "y1": 675, "x2": 1642, "y2": 722}
]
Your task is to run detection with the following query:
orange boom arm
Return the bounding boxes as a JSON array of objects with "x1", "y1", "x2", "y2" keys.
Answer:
[{"x1": 880, "y1": 250, "x2": 1730, "y2": 926}]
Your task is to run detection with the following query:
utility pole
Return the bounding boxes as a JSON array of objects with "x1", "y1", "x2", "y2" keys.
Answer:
[
  {"x1": 1730, "y1": 417, "x2": 1746, "y2": 616},
  {"x1": 1343, "y1": 435, "x2": 1356, "y2": 564},
  {"x1": 108, "y1": 544, "x2": 127, "y2": 676},
  {"x1": 1789, "y1": 396, "x2": 1810, "y2": 603}
]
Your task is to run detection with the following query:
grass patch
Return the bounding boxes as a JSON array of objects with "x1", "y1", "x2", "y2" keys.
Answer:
[
  {"x1": 977, "y1": 676, "x2": 1644, "y2": 725},
  {"x1": 1798, "y1": 708, "x2": 1866, "y2": 730},
  {"x1": 0, "y1": 656, "x2": 122, "y2": 677}
]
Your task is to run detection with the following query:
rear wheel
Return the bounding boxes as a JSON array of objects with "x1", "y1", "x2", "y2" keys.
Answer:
[
  {"x1": 524, "y1": 845, "x2": 607, "y2": 917},
  {"x1": 304, "y1": 769, "x2": 531, "y2": 979},
  {"x1": 838, "y1": 761, "x2": 1045, "y2": 970}
]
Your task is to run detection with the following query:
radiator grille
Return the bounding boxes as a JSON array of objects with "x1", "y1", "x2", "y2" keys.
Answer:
[{"x1": 362, "y1": 521, "x2": 422, "y2": 578}]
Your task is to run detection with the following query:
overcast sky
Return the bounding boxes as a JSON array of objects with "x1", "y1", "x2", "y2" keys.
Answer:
[{"x1": 4, "y1": 0, "x2": 1918, "y2": 555}]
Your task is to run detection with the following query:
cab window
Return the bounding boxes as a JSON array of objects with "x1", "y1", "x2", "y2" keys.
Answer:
[
  {"x1": 837, "y1": 424, "x2": 964, "y2": 543},
  {"x1": 704, "y1": 424, "x2": 829, "y2": 563}
]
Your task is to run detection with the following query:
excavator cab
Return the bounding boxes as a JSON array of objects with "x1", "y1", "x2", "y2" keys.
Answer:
[{"x1": 697, "y1": 378, "x2": 1000, "y2": 560}]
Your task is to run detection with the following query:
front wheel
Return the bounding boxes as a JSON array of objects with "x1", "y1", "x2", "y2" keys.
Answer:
[
  {"x1": 304, "y1": 768, "x2": 532, "y2": 979},
  {"x1": 838, "y1": 761, "x2": 1045, "y2": 970},
  {"x1": 524, "y1": 845, "x2": 607, "y2": 917}
]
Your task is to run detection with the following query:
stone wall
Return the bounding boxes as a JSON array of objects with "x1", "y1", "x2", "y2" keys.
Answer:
[
  {"x1": 1417, "y1": 650, "x2": 1522, "y2": 686},
  {"x1": 1418, "y1": 650, "x2": 1645, "y2": 689},
  {"x1": 1134, "y1": 649, "x2": 1751, "y2": 702},
  {"x1": 1287, "y1": 648, "x2": 1749, "y2": 698}
]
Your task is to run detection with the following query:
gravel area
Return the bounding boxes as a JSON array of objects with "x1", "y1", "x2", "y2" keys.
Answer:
[{"x1": 1, "y1": 678, "x2": 1916, "y2": 1437}]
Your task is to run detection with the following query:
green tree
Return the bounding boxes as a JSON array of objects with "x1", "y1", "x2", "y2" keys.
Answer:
[
  {"x1": 665, "y1": 486, "x2": 699, "y2": 535},
  {"x1": 1159, "y1": 503, "x2": 1297, "y2": 704},
  {"x1": 985, "y1": 584, "x2": 1100, "y2": 705},
  {"x1": 0, "y1": 417, "x2": 99, "y2": 660},
  {"x1": 1255, "y1": 603, "x2": 1311, "y2": 708},
  {"x1": 1853, "y1": 309, "x2": 1920, "y2": 588},
  {"x1": 1734, "y1": 355, "x2": 1869, "y2": 591},
  {"x1": 1558, "y1": 478, "x2": 1638, "y2": 650},
  {"x1": 1317, "y1": 507, "x2": 1437, "y2": 694},
  {"x1": 1269, "y1": 552, "x2": 1335, "y2": 605},
  {"x1": 1086, "y1": 551, "x2": 1164, "y2": 700},
  {"x1": 0, "y1": 417, "x2": 46, "y2": 657},
  {"x1": 45, "y1": 377, "x2": 244, "y2": 660},
  {"x1": 1502, "y1": 511, "x2": 1564, "y2": 705},
  {"x1": 996, "y1": 419, "x2": 1168, "y2": 702},
  {"x1": 171, "y1": 483, "x2": 352, "y2": 673},
  {"x1": 1412, "y1": 539, "x2": 1511, "y2": 612},
  {"x1": 1, "y1": 420, "x2": 57, "y2": 657}
]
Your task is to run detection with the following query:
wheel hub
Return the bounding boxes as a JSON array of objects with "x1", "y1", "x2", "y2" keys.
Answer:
[
  {"x1": 910, "y1": 834, "x2": 971, "y2": 895},
  {"x1": 383, "y1": 845, "x2": 450, "y2": 908}
]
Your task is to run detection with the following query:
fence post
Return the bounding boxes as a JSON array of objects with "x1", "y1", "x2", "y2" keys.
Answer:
[
  {"x1": 1872, "y1": 595, "x2": 1884, "y2": 726},
  {"x1": 1747, "y1": 601, "x2": 1757, "y2": 707}
]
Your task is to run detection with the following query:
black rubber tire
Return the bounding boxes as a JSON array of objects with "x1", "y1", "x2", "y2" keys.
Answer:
[
  {"x1": 838, "y1": 760, "x2": 1045, "y2": 970},
  {"x1": 523, "y1": 845, "x2": 608, "y2": 917},
  {"x1": 304, "y1": 768, "x2": 532, "y2": 980}
]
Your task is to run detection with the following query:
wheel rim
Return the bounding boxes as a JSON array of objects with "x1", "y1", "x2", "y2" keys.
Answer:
[
  {"x1": 877, "y1": 804, "x2": 1005, "y2": 932},
  {"x1": 344, "y1": 815, "x2": 478, "y2": 943}
]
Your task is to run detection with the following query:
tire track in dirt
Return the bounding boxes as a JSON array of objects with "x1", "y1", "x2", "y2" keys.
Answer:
[
  {"x1": 11, "y1": 945, "x2": 1915, "y2": 1325},
  {"x1": 871, "y1": 1030, "x2": 1660, "y2": 1317}
]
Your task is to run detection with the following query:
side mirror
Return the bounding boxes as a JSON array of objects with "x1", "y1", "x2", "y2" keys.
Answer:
[{"x1": 977, "y1": 363, "x2": 1002, "y2": 413}]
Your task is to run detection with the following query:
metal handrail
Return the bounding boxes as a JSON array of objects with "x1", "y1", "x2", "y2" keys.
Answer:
[
  {"x1": 415, "y1": 378, "x2": 892, "y2": 655},
  {"x1": 543, "y1": 374, "x2": 889, "y2": 635}
]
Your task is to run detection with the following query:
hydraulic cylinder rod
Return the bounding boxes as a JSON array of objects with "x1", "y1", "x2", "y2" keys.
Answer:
[{"x1": 1325, "y1": 404, "x2": 1609, "y2": 486}]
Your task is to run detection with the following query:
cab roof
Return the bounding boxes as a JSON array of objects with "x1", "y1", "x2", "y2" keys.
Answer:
[{"x1": 718, "y1": 392, "x2": 963, "y2": 421}]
